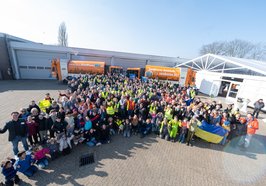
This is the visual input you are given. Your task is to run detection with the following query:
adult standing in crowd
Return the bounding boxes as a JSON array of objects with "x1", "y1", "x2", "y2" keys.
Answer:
[
  {"x1": 238, "y1": 113, "x2": 259, "y2": 148},
  {"x1": 253, "y1": 99, "x2": 264, "y2": 118},
  {"x1": 0, "y1": 112, "x2": 29, "y2": 155}
]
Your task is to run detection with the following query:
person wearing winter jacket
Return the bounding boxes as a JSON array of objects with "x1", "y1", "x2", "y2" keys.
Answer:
[
  {"x1": 38, "y1": 114, "x2": 48, "y2": 144},
  {"x1": 26, "y1": 116, "x2": 39, "y2": 146},
  {"x1": 160, "y1": 118, "x2": 170, "y2": 141},
  {"x1": 253, "y1": 99, "x2": 264, "y2": 118},
  {"x1": 0, "y1": 112, "x2": 29, "y2": 155},
  {"x1": 33, "y1": 145, "x2": 51, "y2": 169},
  {"x1": 238, "y1": 113, "x2": 259, "y2": 148},
  {"x1": 15, "y1": 151, "x2": 38, "y2": 177},
  {"x1": 1, "y1": 158, "x2": 20, "y2": 186}
]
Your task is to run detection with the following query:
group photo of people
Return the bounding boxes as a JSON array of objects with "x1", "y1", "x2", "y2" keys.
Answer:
[{"x1": 0, "y1": 73, "x2": 260, "y2": 186}]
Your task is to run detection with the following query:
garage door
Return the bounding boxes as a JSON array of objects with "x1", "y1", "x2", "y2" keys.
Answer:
[
  {"x1": 16, "y1": 50, "x2": 67, "y2": 79},
  {"x1": 113, "y1": 58, "x2": 146, "y2": 69}
]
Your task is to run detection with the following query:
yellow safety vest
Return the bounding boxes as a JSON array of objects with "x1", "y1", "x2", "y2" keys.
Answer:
[
  {"x1": 114, "y1": 103, "x2": 119, "y2": 112},
  {"x1": 164, "y1": 109, "x2": 173, "y2": 120},
  {"x1": 101, "y1": 92, "x2": 108, "y2": 99},
  {"x1": 38, "y1": 99, "x2": 51, "y2": 112},
  {"x1": 149, "y1": 106, "x2": 156, "y2": 113},
  {"x1": 106, "y1": 106, "x2": 115, "y2": 115}
]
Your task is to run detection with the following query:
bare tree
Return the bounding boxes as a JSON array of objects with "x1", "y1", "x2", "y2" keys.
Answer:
[
  {"x1": 58, "y1": 22, "x2": 68, "y2": 46},
  {"x1": 200, "y1": 39, "x2": 266, "y2": 60},
  {"x1": 200, "y1": 41, "x2": 226, "y2": 55}
]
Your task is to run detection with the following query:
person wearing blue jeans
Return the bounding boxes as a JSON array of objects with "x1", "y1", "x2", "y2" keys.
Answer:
[
  {"x1": 140, "y1": 119, "x2": 152, "y2": 138},
  {"x1": 0, "y1": 112, "x2": 29, "y2": 155},
  {"x1": 178, "y1": 127, "x2": 188, "y2": 143},
  {"x1": 87, "y1": 137, "x2": 97, "y2": 147},
  {"x1": 36, "y1": 158, "x2": 49, "y2": 169},
  {"x1": 23, "y1": 165, "x2": 38, "y2": 177},
  {"x1": 84, "y1": 129, "x2": 98, "y2": 147},
  {"x1": 11, "y1": 136, "x2": 29, "y2": 156}
]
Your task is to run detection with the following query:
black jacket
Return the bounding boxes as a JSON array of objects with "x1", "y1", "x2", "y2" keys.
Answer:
[
  {"x1": 38, "y1": 118, "x2": 48, "y2": 131},
  {"x1": 52, "y1": 121, "x2": 68, "y2": 133},
  {"x1": 27, "y1": 104, "x2": 41, "y2": 113},
  {"x1": 0, "y1": 119, "x2": 28, "y2": 141}
]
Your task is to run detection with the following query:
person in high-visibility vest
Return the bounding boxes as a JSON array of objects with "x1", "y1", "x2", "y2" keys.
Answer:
[
  {"x1": 160, "y1": 118, "x2": 170, "y2": 141},
  {"x1": 38, "y1": 99, "x2": 51, "y2": 113},
  {"x1": 149, "y1": 102, "x2": 157, "y2": 114},
  {"x1": 126, "y1": 97, "x2": 135, "y2": 117},
  {"x1": 190, "y1": 89, "x2": 196, "y2": 99},
  {"x1": 106, "y1": 103, "x2": 115, "y2": 117},
  {"x1": 164, "y1": 105, "x2": 173, "y2": 120},
  {"x1": 168, "y1": 116, "x2": 180, "y2": 142},
  {"x1": 101, "y1": 91, "x2": 108, "y2": 99}
]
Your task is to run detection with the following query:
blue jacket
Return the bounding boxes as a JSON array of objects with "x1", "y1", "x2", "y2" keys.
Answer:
[
  {"x1": 16, "y1": 155, "x2": 35, "y2": 173},
  {"x1": 1, "y1": 159, "x2": 17, "y2": 180},
  {"x1": 84, "y1": 120, "x2": 92, "y2": 131}
]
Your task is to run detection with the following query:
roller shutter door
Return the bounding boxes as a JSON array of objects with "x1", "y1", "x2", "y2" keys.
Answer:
[
  {"x1": 113, "y1": 58, "x2": 146, "y2": 69},
  {"x1": 16, "y1": 50, "x2": 67, "y2": 79}
]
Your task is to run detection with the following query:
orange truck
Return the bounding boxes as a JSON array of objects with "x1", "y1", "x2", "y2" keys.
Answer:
[
  {"x1": 145, "y1": 65, "x2": 196, "y2": 86},
  {"x1": 51, "y1": 59, "x2": 105, "y2": 81}
]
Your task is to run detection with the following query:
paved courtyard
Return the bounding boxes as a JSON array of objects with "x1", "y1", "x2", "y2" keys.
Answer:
[{"x1": 0, "y1": 80, "x2": 266, "y2": 186}]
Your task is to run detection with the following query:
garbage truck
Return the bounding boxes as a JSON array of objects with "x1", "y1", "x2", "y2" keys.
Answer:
[
  {"x1": 51, "y1": 59, "x2": 105, "y2": 81},
  {"x1": 145, "y1": 65, "x2": 196, "y2": 86}
]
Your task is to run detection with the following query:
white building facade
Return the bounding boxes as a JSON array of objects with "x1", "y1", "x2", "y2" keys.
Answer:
[{"x1": 176, "y1": 54, "x2": 266, "y2": 111}]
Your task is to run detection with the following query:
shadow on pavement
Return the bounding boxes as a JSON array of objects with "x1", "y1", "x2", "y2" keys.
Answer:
[
  {"x1": 192, "y1": 134, "x2": 266, "y2": 160},
  {"x1": 20, "y1": 134, "x2": 158, "y2": 186},
  {"x1": 0, "y1": 80, "x2": 66, "y2": 93}
]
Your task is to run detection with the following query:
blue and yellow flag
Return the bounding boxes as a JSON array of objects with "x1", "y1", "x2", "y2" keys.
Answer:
[{"x1": 195, "y1": 120, "x2": 228, "y2": 144}]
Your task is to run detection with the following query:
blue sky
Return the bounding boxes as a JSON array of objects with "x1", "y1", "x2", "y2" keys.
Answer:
[{"x1": 0, "y1": 0, "x2": 265, "y2": 58}]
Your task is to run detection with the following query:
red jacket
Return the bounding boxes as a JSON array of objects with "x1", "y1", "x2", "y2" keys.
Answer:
[
  {"x1": 34, "y1": 148, "x2": 50, "y2": 160},
  {"x1": 26, "y1": 121, "x2": 38, "y2": 136},
  {"x1": 247, "y1": 118, "x2": 259, "y2": 135}
]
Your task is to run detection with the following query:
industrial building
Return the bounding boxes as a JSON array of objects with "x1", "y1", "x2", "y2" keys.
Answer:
[
  {"x1": 176, "y1": 53, "x2": 266, "y2": 111},
  {"x1": 0, "y1": 33, "x2": 187, "y2": 80}
]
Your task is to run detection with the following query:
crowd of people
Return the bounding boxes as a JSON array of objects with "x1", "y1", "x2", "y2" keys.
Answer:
[{"x1": 0, "y1": 73, "x2": 261, "y2": 186}]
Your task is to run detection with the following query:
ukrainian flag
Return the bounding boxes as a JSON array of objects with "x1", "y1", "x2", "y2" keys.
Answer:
[{"x1": 195, "y1": 120, "x2": 228, "y2": 144}]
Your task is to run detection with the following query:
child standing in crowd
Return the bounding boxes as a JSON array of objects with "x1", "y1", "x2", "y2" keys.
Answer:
[
  {"x1": 178, "y1": 118, "x2": 188, "y2": 143},
  {"x1": 186, "y1": 117, "x2": 199, "y2": 146},
  {"x1": 123, "y1": 119, "x2": 132, "y2": 138},
  {"x1": 131, "y1": 115, "x2": 139, "y2": 135},
  {"x1": 26, "y1": 116, "x2": 39, "y2": 146}
]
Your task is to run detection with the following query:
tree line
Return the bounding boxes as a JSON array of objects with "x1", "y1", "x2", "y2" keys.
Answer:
[{"x1": 200, "y1": 39, "x2": 266, "y2": 60}]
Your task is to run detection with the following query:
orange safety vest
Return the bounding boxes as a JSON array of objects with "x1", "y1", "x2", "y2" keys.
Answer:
[{"x1": 127, "y1": 100, "x2": 135, "y2": 110}]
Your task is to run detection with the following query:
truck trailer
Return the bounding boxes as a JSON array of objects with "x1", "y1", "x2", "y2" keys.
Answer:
[{"x1": 51, "y1": 59, "x2": 105, "y2": 81}]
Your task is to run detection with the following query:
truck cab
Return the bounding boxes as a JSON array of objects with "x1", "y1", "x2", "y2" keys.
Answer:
[
  {"x1": 109, "y1": 66, "x2": 123, "y2": 75},
  {"x1": 126, "y1": 68, "x2": 140, "y2": 79}
]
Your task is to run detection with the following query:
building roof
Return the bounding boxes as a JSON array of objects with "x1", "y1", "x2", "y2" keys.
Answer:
[{"x1": 175, "y1": 53, "x2": 266, "y2": 76}]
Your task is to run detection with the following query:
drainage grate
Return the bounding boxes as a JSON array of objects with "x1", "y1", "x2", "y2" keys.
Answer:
[{"x1": 79, "y1": 153, "x2": 95, "y2": 167}]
